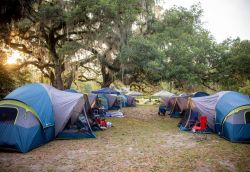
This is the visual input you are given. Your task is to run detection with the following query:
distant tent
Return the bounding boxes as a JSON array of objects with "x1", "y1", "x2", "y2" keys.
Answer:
[
  {"x1": 0, "y1": 83, "x2": 95, "y2": 153},
  {"x1": 126, "y1": 91, "x2": 142, "y2": 96},
  {"x1": 96, "y1": 94, "x2": 109, "y2": 110},
  {"x1": 126, "y1": 95, "x2": 136, "y2": 107},
  {"x1": 179, "y1": 93, "x2": 191, "y2": 97},
  {"x1": 179, "y1": 91, "x2": 250, "y2": 142},
  {"x1": 88, "y1": 93, "x2": 97, "y2": 108},
  {"x1": 105, "y1": 94, "x2": 118, "y2": 108},
  {"x1": 168, "y1": 95, "x2": 191, "y2": 118},
  {"x1": 193, "y1": 91, "x2": 209, "y2": 97},
  {"x1": 153, "y1": 90, "x2": 174, "y2": 97},
  {"x1": 92, "y1": 88, "x2": 120, "y2": 95},
  {"x1": 118, "y1": 94, "x2": 128, "y2": 107},
  {"x1": 160, "y1": 96, "x2": 172, "y2": 105},
  {"x1": 159, "y1": 95, "x2": 174, "y2": 111},
  {"x1": 104, "y1": 94, "x2": 124, "y2": 110},
  {"x1": 167, "y1": 92, "x2": 209, "y2": 118}
]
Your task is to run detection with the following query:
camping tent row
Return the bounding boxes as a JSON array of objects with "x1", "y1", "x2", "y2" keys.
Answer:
[
  {"x1": 0, "y1": 83, "x2": 95, "y2": 153},
  {"x1": 90, "y1": 88, "x2": 136, "y2": 110},
  {"x1": 178, "y1": 91, "x2": 250, "y2": 142},
  {"x1": 160, "y1": 92, "x2": 209, "y2": 118}
]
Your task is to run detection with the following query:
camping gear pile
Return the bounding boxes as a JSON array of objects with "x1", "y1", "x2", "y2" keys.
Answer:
[{"x1": 159, "y1": 90, "x2": 250, "y2": 142}]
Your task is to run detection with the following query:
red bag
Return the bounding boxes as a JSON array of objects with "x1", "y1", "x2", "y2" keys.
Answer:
[
  {"x1": 96, "y1": 117, "x2": 101, "y2": 124},
  {"x1": 101, "y1": 119, "x2": 107, "y2": 127}
]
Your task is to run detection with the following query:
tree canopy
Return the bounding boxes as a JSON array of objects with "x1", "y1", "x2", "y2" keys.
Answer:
[{"x1": 0, "y1": 1, "x2": 249, "y2": 95}]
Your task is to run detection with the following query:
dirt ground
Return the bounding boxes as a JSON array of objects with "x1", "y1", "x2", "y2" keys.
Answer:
[{"x1": 0, "y1": 105, "x2": 250, "y2": 172}]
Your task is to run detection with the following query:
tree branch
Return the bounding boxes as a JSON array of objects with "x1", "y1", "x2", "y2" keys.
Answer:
[
  {"x1": 78, "y1": 75, "x2": 101, "y2": 85},
  {"x1": 14, "y1": 60, "x2": 54, "y2": 70},
  {"x1": 8, "y1": 42, "x2": 32, "y2": 54}
]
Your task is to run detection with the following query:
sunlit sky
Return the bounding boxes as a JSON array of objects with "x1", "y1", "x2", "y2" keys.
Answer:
[
  {"x1": 7, "y1": 50, "x2": 21, "y2": 64},
  {"x1": 160, "y1": 0, "x2": 250, "y2": 43}
]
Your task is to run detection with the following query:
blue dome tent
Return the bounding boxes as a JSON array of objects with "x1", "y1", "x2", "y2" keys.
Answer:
[
  {"x1": 179, "y1": 91, "x2": 250, "y2": 142},
  {"x1": 0, "y1": 83, "x2": 95, "y2": 153},
  {"x1": 215, "y1": 92, "x2": 250, "y2": 142}
]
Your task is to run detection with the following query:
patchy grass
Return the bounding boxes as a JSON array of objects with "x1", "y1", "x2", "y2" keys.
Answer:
[{"x1": 0, "y1": 105, "x2": 250, "y2": 172}]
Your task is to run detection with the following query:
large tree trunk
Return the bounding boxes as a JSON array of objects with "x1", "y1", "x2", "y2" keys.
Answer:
[
  {"x1": 101, "y1": 65, "x2": 113, "y2": 88},
  {"x1": 53, "y1": 64, "x2": 64, "y2": 90},
  {"x1": 64, "y1": 70, "x2": 75, "y2": 89},
  {"x1": 48, "y1": 36, "x2": 65, "y2": 90},
  {"x1": 49, "y1": 47, "x2": 64, "y2": 89}
]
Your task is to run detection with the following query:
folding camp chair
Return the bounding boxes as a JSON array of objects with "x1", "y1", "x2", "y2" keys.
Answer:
[
  {"x1": 192, "y1": 116, "x2": 207, "y2": 132},
  {"x1": 192, "y1": 116, "x2": 208, "y2": 141}
]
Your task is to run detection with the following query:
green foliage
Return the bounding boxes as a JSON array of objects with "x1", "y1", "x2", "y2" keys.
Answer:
[
  {"x1": 239, "y1": 81, "x2": 250, "y2": 96},
  {"x1": 38, "y1": 2, "x2": 66, "y2": 26},
  {"x1": 12, "y1": 68, "x2": 32, "y2": 87},
  {"x1": 82, "y1": 83, "x2": 93, "y2": 93},
  {"x1": 118, "y1": 36, "x2": 164, "y2": 85},
  {"x1": 58, "y1": 41, "x2": 82, "y2": 58},
  {"x1": 216, "y1": 39, "x2": 250, "y2": 91},
  {"x1": 118, "y1": 4, "x2": 221, "y2": 92}
]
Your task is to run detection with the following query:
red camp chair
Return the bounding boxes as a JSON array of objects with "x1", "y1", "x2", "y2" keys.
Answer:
[{"x1": 192, "y1": 116, "x2": 207, "y2": 132}]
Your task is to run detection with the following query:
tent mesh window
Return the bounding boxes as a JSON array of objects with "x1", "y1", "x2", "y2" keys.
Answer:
[
  {"x1": 245, "y1": 111, "x2": 250, "y2": 124},
  {"x1": 0, "y1": 107, "x2": 18, "y2": 124}
]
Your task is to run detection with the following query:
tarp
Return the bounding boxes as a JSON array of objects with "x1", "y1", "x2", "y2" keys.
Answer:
[
  {"x1": 105, "y1": 111, "x2": 124, "y2": 118},
  {"x1": 92, "y1": 88, "x2": 120, "y2": 94},
  {"x1": 153, "y1": 90, "x2": 174, "y2": 97}
]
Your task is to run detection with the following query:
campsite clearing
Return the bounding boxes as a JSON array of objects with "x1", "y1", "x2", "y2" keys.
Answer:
[{"x1": 0, "y1": 105, "x2": 250, "y2": 172}]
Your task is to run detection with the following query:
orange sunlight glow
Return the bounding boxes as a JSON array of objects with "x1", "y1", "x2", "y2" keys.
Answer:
[{"x1": 7, "y1": 51, "x2": 21, "y2": 64}]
